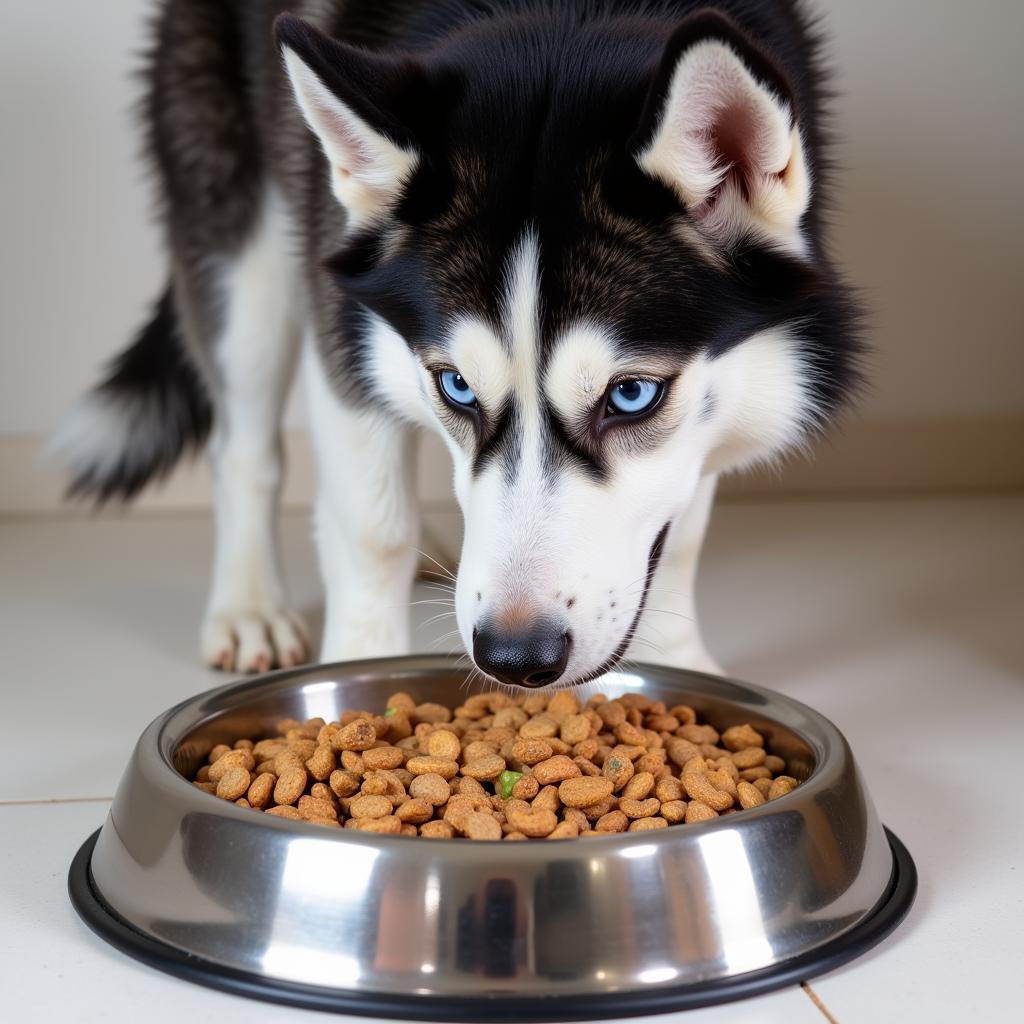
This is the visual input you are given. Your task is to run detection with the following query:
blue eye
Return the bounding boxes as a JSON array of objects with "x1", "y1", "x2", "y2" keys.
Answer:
[
  {"x1": 438, "y1": 369, "x2": 477, "y2": 408},
  {"x1": 608, "y1": 379, "x2": 662, "y2": 415}
]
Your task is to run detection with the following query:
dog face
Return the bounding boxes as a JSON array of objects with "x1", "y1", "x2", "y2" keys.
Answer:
[{"x1": 279, "y1": 11, "x2": 859, "y2": 686}]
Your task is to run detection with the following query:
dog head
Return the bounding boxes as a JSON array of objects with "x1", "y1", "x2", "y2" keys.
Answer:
[{"x1": 278, "y1": 10, "x2": 860, "y2": 687}]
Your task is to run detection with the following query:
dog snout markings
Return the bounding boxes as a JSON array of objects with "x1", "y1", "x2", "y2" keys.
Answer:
[{"x1": 566, "y1": 596, "x2": 576, "y2": 609}]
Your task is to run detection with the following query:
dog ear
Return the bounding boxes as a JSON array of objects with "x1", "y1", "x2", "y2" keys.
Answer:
[
  {"x1": 635, "y1": 12, "x2": 811, "y2": 253},
  {"x1": 275, "y1": 15, "x2": 420, "y2": 222}
]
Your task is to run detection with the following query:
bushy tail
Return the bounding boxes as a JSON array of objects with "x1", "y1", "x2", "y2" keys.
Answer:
[{"x1": 50, "y1": 286, "x2": 213, "y2": 502}]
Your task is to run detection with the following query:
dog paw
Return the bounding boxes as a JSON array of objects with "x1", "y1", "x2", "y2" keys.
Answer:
[{"x1": 201, "y1": 609, "x2": 311, "y2": 674}]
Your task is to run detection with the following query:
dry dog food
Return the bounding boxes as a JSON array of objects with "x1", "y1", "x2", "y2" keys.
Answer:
[{"x1": 189, "y1": 690, "x2": 800, "y2": 839}]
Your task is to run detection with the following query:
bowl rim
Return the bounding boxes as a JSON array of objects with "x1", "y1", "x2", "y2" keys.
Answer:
[{"x1": 149, "y1": 654, "x2": 848, "y2": 848}]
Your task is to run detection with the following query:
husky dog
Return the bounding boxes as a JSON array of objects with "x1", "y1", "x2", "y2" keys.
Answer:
[{"x1": 55, "y1": 0, "x2": 860, "y2": 686}]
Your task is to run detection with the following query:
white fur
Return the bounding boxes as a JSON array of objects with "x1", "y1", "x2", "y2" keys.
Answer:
[
  {"x1": 48, "y1": 389, "x2": 150, "y2": 482},
  {"x1": 629, "y1": 473, "x2": 722, "y2": 674},
  {"x1": 703, "y1": 327, "x2": 818, "y2": 475},
  {"x1": 305, "y1": 336, "x2": 421, "y2": 662},
  {"x1": 638, "y1": 39, "x2": 811, "y2": 255},
  {"x1": 281, "y1": 48, "x2": 418, "y2": 227},
  {"x1": 201, "y1": 188, "x2": 309, "y2": 672}
]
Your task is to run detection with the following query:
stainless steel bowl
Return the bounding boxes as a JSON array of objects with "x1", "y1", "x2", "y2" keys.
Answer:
[{"x1": 70, "y1": 657, "x2": 915, "y2": 1019}]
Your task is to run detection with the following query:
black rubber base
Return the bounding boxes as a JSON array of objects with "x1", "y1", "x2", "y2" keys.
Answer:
[{"x1": 69, "y1": 828, "x2": 916, "y2": 1021}]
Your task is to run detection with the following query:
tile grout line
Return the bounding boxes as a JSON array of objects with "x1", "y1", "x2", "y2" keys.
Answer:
[
  {"x1": 802, "y1": 982, "x2": 841, "y2": 1024},
  {"x1": 0, "y1": 796, "x2": 112, "y2": 807}
]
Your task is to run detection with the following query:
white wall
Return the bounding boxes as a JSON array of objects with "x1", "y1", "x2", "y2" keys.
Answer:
[{"x1": 1, "y1": 2, "x2": 1021, "y2": 459}]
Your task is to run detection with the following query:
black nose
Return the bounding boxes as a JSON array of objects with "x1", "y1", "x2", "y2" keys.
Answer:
[{"x1": 473, "y1": 619, "x2": 571, "y2": 688}]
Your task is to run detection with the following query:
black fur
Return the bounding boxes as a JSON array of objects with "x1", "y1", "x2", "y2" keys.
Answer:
[
  {"x1": 65, "y1": 0, "x2": 861, "y2": 500},
  {"x1": 65, "y1": 287, "x2": 213, "y2": 501},
  {"x1": 277, "y1": 0, "x2": 862, "y2": 462}
]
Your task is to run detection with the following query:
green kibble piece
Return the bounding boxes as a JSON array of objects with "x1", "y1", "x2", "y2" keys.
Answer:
[
  {"x1": 498, "y1": 770, "x2": 523, "y2": 800},
  {"x1": 383, "y1": 707, "x2": 397, "y2": 718}
]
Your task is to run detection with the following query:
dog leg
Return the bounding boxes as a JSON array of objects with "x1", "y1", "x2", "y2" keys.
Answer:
[
  {"x1": 200, "y1": 191, "x2": 309, "y2": 673},
  {"x1": 632, "y1": 473, "x2": 724, "y2": 675},
  {"x1": 304, "y1": 341, "x2": 420, "y2": 661}
]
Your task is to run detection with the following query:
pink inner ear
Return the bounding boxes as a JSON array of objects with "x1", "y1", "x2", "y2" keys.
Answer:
[
  {"x1": 707, "y1": 102, "x2": 760, "y2": 201},
  {"x1": 311, "y1": 95, "x2": 374, "y2": 175}
]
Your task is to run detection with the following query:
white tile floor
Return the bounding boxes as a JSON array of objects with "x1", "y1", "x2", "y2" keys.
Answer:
[{"x1": 2, "y1": 495, "x2": 1022, "y2": 1021}]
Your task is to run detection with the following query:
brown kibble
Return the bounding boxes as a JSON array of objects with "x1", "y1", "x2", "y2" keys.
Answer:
[
  {"x1": 660, "y1": 800, "x2": 688, "y2": 823},
  {"x1": 274, "y1": 766, "x2": 307, "y2": 806},
  {"x1": 731, "y1": 746, "x2": 767, "y2": 769},
  {"x1": 266, "y1": 805, "x2": 302, "y2": 820},
  {"x1": 602, "y1": 753, "x2": 635, "y2": 791},
  {"x1": 768, "y1": 776, "x2": 798, "y2": 800},
  {"x1": 573, "y1": 756, "x2": 601, "y2": 777},
  {"x1": 420, "y1": 820, "x2": 455, "y2": 839},
  {"x1": 668, "y1": 704, "x2": 697, "y2": 725},
  {"x1": 362, "y1": 746, "x2": 405, "y2": 771},
  {"x1": 596, "y1": 701, "x2": 626, "y2": 728},
  {"x1": 560, "y1": 714, "x2": 592, "y2": 745},
  {"x1": 508, "y1": 807, "x2": 559, "y2": 837},
  {"x1": 396, "y1": 798, "x2": 434, "y2": 824},
  {"x1": 463, "y1": 740, "x2": 498, "y2": 763},
  {"x1": 189, "y1": 687, "x2": 794, "y2": 841},
  {"x1": 409, "y1": 773, "x2": 451, "y2": 805},
  {"x1": 426, "y1": 730, "x2": 462, "y2": 761},
  {"x1": 350, "y1": 794, "x2": 392, "y2": 819},
  {"x1": 619, "y1": 797, "x2": 661, "y2": 819},
  {"x1": 464, "y1": 812, "x2": 503, "y2": 840},
  {"x1": 645, "y1": 714, "x2": 680, "y2": 733},
  {"x1": 247, "y1": 772, "x2": 276, "y2": 809},
  {"x1": 582, "y1": 796, "x2": 617, "y2": 822},
  {"x1": 328, "y1": 769, "x2": 361, "y2": 799},
  {"x1": 406, "y1": 756, "x2": 460, "y2": 780},
  {"x1": 298, "y1": 796, "x2": 338, "y2": 821},
  {"x1": 462, "y1": 754, "x2": 506, "y2": 781},
  {"x1": 622, "y1": 771, "x2": 656, "y2": 800},
  {"x1": 682, "y1": 772, "x2": 734, "y2": 811},
  {"x1": 215, "y1": 766, "x2": 251, "y2": 801},
  {"x1": 628, "y1": 816, "x2": 668, "y2": 832},
  {"x1": 595, "y1": 809, "x2": 629, "y2": 833},
  {"x1": 559, "y1": 776, "x2": 615, "y2": 808},
  {"x1": 737, "y1": 781, "x2": 766, "y2": 809},
  {"x1": 546, "y1": 690, "x2": 581, "y2": 719},
  {"x1": 547, "y1": 820, "x2": 580, "y2": 839},
  {"x1": 519, "y1": 715, "x2": 559, "y2": 739},
  {"x1": 665, "y1": 738, "x2": 703, "y2": 769},
  {"x1": 533, "y1": 755, "x2": 582, "y2": 785},
  {"x1": 386, "y1": 691, "x2": 417, "y2": 713},
  {"x1": 679, "y1": 723, "x2": 720, "y2": 746},
  {"x1": 305, "y1": 745, "x2": 336, "y2": 781},
  {"x1": 532, "y1": 785, "x2": 561, "y2": 813},
  {"x1": 332, "y1": 720, "x2": 378, "y2": 752},
  {"x1": 511, "y1": 775, "x2": 540, "y2": 801},
  {"x1": 511, "y1": 738, "x2": 554, "y2": 765},
  {"x1": 352, "y1": 815, "x2": 402, "y2": 834},
  {"x1": 655, "y1": 776, "x2": 684, "y2": 803},
  {"x1": 685, "y1": 801, "x2": 718, "y2": 823},
  {"x1": 706, "y1": 768, "x2": 739, "y2": 799},
  {"x1": 208, "y1": 749, "x2": 255, "y2": 783},
  {"x1": 614, "y1": 721, "x2": 647, "y2": 746},
  {"x1": 722, "y1": 724, "x2": 764, "y2": 752},
  {"x1": 414, "y1": 702, "x2": 452, "y2": 724}
]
